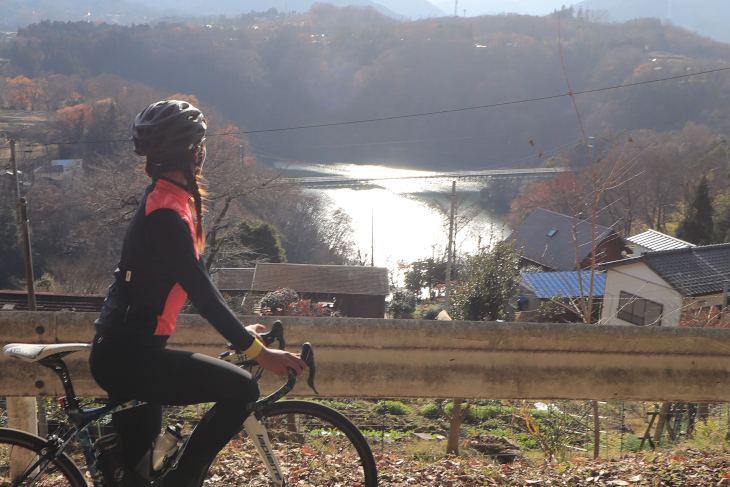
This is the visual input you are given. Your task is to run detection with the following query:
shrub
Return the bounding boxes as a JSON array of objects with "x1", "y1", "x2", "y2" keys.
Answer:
[
  {"x1": 420, "y1": 401, "x2": 472, "y2": 420},
  {"x1": 373, "y1": 400, "x2": 412, "y2": 416},
  {"x1": 388, "y1": 288, "x2": 417, "y2": 318},
  {"x1": 34, "y1": 273, "x2": 57, "y2": 292},
  {"x1": 420, "y1": 403, "x2": 442, "y2": 419},
  {"x1": 287, "y1": 299, "x2": 338, "y2": 317},
  {"x1": 259, "y1": 288, "x2": 298, "y2": 315}
]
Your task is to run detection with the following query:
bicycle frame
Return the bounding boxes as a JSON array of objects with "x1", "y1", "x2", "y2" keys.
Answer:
[
  {"x1": 15, "y1": 389, "x2": 292, "y2": 487},
  {"x1": 9, "y1": 399, "x2": 145, "y2": 487},
  {"x1": 3, "y1": 329, "x2": 316, "y2": 487}
]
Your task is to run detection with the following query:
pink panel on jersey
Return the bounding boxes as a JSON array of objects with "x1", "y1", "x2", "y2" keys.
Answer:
[{"x1": 145, "y1": 178, "x2": 198, "y2": 336}]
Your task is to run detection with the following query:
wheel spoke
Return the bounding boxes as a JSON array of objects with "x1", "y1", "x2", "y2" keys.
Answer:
[
  {"x1": 0, "y1": 430, "x2": 86, "y2": 487},
  {"x1": 202, "y1": 401, "x2": 376, "y2": 487}
]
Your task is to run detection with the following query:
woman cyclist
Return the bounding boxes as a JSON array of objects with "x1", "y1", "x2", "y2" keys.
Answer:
[{"x1": 89, "y1": 100, "x2": 306, "y2": 487}]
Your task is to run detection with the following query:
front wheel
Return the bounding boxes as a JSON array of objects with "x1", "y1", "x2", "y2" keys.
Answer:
[
  {"x1": 0, "y1": 428, "x2": 87, "y2": 487},
  {"x1": 201, "y1": 400, "x2": 377, "y2": 486}
]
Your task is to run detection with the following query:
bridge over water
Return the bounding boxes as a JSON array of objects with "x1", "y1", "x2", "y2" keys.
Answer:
[{"x1": 281, "y1": 167, "x2": 574, "y2": 188}]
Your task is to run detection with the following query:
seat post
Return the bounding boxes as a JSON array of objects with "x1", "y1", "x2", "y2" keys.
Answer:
[{"x1": 39, "y1": 356, "x2": 80, "y2": 411}]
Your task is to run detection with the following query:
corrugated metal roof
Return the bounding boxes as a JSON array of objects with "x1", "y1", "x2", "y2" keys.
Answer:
[
  {"x1": 642, "y1": 243, "x2": 730, "y2": 296},
  {"x1": 507, "y1": 208, "x2": 623, "y2": 271},
  {"x1": 521, "y1": 271, "x2": 606, "y2": 298},
  {"x1": 627, "y1": 229, "x2": 695, "y2": 252},
  {"x1": 251, "y1": 263, "x2": 389, "y2": 296},
  {"x1": 211, "y1": 268, "x2": 255, "y2": 291}
]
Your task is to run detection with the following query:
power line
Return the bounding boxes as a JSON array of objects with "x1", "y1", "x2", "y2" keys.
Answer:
[
  {"x1": 19, "y1": 65, "x2": 730, "y2": 149},
  {"x1": 221, "y1": 66, "x2": 730, "y2": 136}
]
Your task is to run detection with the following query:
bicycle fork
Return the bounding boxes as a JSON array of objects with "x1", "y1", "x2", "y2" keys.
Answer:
[{"x1": 243, "y1": 415, "x2": 285, "y2": 487}]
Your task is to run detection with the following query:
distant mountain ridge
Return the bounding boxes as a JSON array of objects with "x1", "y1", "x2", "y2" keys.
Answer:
[
  {"x1": 1, "y1": 0, "x2": 446, "y2": 29},
  {"x1": 152, "y1": 0, "x2": 446, "y2": 19},
  {"x1": 577, "y1": 0, "x2": 730, "y2": 44}
]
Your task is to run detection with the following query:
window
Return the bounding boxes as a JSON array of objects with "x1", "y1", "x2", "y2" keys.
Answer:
[{"x1": 617, "y1": 291, "x2": 662, "y2": 326}]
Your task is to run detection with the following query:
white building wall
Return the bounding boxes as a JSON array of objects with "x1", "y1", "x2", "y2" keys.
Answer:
[{"x1": 601, "y1": 262, "x2": 683, "y2": 327}]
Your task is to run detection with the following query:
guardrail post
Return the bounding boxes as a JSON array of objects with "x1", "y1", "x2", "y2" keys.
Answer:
[
  {"x1": 7, "y1": 397, "x2": 38, "y2": 477},
  {"x1": 7, "y1": 397, "x2": 37, "y2": 433}
]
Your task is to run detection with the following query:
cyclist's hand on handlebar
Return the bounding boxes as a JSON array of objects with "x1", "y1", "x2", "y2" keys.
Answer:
[
  {"x1": 256, "y1": 347, "x2": 307, "y2": 377},
  {"x1": 245, "y1": 323, "x2": 266, "y2": 341}
]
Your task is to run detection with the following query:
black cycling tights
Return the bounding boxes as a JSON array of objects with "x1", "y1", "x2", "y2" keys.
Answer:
[{"x1": 89, "y1": 334, "x2": 260, "y2": 487}]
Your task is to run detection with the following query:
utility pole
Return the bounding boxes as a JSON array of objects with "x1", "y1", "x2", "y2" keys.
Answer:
[
  {"x1": 10, "y1": 140, "x2": 21, "y2": 222},
  {"x1": 7, "y1": 138, "x2": 39, "y2": 451},
  {"x1": 454, "y1": 0, "x2": 458, "y2": 17},
  {"x1": 10, "y1": 140, "x2": 36, "y2": 311},
  {"x1": 444, "y1": 181, "x2": 456, "y2": 312},
  {"x1": 371, "y1": 209, "x2": 374, "y2": 267}
]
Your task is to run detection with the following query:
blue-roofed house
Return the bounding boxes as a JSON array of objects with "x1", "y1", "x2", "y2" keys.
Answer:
[
  {"x1": 600, "y1": 243, "x2": 730, "y2": 327},
  {"x1": 517, "y1": 270, "x2": 606, "y2": 323}
]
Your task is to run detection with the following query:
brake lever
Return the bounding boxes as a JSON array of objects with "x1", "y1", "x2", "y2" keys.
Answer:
[
  {"x1": 263, "y1": 320, "x2": 285, "y2": 349},
  {"x1": 300, "y1": 342, "x2": 318, "y2": 395}
]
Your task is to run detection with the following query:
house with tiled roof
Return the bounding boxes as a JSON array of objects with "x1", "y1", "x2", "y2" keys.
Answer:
[
  {"x1": 0, "y1": 291, "x2": 104, "y2": 312},
  {"x1": 599, "y1": 243, "x2": 730, "y2": 327},
  {"x1": 518, "y1": 271, "x2": 606, "y2": 322},
  {"x1": 212, "y1": 268, "x2": 255, "y2": 294},
  {"x1": 507, "y1": 208, "x2": 629, "y2": 271},
  {"x1": 212, "y1": 263, "x2": 389, "y2": 318},
  {"x1": 626, "y1": 229, "x2": 695, "y2": 256}
]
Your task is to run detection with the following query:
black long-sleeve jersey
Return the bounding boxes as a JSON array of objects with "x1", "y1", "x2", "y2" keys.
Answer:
[{"x1": 95, "y1": 177, "x2": 259, "y2": 354}]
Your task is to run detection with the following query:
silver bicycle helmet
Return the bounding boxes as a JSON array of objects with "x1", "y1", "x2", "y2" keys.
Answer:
[{"x1": 132, "y1": 100, "x2": 207, "y2": 156}]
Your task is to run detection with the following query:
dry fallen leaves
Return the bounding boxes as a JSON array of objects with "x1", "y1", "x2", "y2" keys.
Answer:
[{"x1": 202, "y1": 446, "x2": 730, "y2": 486}]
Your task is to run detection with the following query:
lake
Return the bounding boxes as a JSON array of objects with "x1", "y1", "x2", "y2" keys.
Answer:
[{"x1": 272, "y1": 161, "x2": 508, "y2": 270}]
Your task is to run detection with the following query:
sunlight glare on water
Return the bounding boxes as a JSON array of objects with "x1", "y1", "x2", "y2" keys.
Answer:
[
  {"x1": 276, "y1": 161, "x2": 505, "y2": 269},
  {"x1": 324, "y1": 187, "x2": 448, "y2": 267}
]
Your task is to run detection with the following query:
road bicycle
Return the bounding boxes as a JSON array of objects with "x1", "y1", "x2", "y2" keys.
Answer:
[{"x1": 0, "y1": 321, "x2": 377, "y2": 486}]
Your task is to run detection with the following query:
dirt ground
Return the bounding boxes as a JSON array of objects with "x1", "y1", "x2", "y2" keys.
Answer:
[{"x1": 373, "y1": 448, "x2": 730, "y2": 486}]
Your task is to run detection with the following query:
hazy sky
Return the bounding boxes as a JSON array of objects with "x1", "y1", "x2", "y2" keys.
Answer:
[{"x1": 428, "y1": 0, "x2": 575, "y2": 16}]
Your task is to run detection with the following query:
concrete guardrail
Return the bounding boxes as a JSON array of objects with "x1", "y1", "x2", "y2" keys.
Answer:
[{"x1": 2, "y1": 311, "x2": 730, "y2": 402}]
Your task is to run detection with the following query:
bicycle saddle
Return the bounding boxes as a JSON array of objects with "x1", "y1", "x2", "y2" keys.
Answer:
[{"x1": 3, "y1": 343, "x2": 92, "y2": 362}]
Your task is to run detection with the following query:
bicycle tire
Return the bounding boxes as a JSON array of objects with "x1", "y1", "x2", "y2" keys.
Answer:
[
  {"x1": 200, "y1": 400, "x2": 377, "y2": 487},
  {"x1": 0, "y1": 427, "x2": 87, "y2": 487}
]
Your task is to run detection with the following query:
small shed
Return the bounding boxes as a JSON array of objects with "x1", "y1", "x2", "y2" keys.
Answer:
[
  {"x1": 212, "y1": 264, "x2": 389, "y2": 318},
  {"x1": 0, "y1": 290, "x2": 104, "y2": 312},
  {"x1": 251, "y1": 263, "x2": 388, "y2": 318},
  {"x1": 212, "y1": 268, "x2": 255, "y2": 294}
]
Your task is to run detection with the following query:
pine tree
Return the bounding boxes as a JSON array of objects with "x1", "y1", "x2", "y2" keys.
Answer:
[{"x1": 676, "y1": 176, "x2": 714, "y2": 245}]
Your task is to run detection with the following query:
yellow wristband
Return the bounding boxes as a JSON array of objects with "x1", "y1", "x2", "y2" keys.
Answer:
[{"x1": 243, "y1": 338, "x2": 264, "y2": 358}]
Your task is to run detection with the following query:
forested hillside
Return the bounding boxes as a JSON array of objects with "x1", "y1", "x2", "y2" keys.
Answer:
[
  {"x1": 4, "y1": 6, "x2": 730, "y2": 169},
  {"x1": 577, "y1": 0, "x2": 730, "y2": 44},
  {"x1": 3, "y1": 5, "x2": 730, "y2": 292}
]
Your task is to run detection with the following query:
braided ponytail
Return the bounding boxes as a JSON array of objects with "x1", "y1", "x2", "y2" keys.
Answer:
[{"x1": 181, "y1": 159, "x2": 206, "y2": 254}]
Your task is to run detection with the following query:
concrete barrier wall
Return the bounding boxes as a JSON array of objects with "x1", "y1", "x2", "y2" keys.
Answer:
[{"x1": 2, "y1": 311, "x2": 730, "y2": 401}]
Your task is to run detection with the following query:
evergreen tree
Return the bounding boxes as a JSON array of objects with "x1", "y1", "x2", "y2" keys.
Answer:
[
  {"x1": 452, "y1": 240, "x2": 521, "y2": 321},
  {"x1": 676, "y1": 176, "x2": 714, "y2": 245},
  {"x1": 714, "y1": 191, "x2": 730, "y2": 243},
  {"x1": 215, "y1": 220, "x2": 287, "y2": 267}
]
